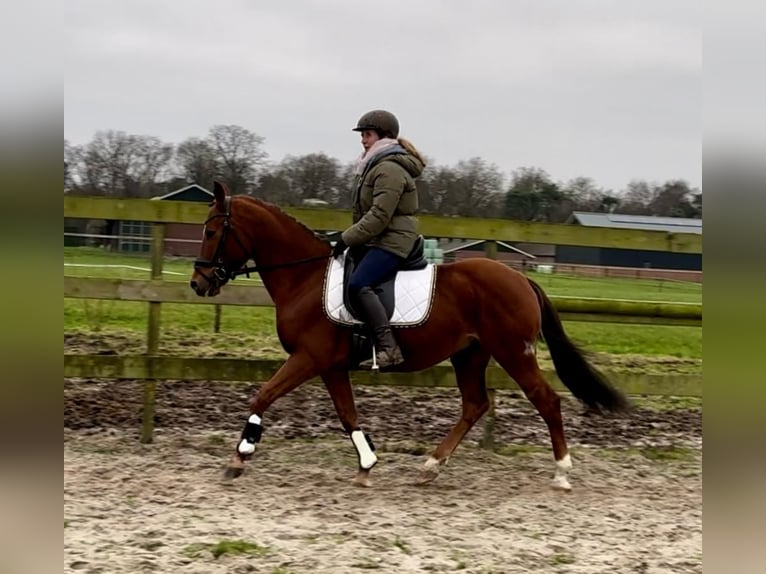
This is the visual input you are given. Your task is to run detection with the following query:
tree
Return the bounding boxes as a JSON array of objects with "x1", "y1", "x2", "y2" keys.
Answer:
[
  {"x1": 619, "y1": 180, "x2": 655, "y2": 215},
  {"x1": 68, "y1": 130, "x2": 174, "y2": 198},
  {"x1": 421, "y1": 158, "x2": 504, "y2": 217},
  {"x1": 207, "y1": 125, "x2": 267, "y2": 194},
  {"x1": 175, "y1": 137, "x2": 220, "y2": 189},
  {"x1": 504, "y1": 167, "x2": 568, "y2": 222},
  {"x1": 252, "y1": 170, "x2": 292, "y2": 206},
  {"x1": 64, "y1": 139, "x2": 81, "y2": 193},
  {"x1": 564, "y1": 177, "x2": 620, "y2": 214},
  {"x1": 128, "y1": 136, "x2": 174, "y2": 197},
  {"x1": 275, "y1": 153, "x2": 343, "y2": 206},
  {"x1": 649, "y1": 180, "x2": 700, "y2": 218},
  {"x1": 335, "y1": 162, "x2": 357, "y2": 209},
  {"x1": 77, "y1": 130, "x2": 140, "y2": 197}
]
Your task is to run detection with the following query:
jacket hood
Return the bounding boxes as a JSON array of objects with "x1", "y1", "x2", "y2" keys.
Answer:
[{"x1": 385, "y1": 152, "x2": 425, "y2": 178}]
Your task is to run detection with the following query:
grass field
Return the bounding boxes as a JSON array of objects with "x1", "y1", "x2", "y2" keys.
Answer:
[
  {"x1": 63, "y1": 247, "x2": 262, "y2": 284},
  {"x1": 64, "y1": 247, "x2": 701, "y2": 302},
  {"x1": 64, "y1": 247, "x2": 702, "y2": 372}
]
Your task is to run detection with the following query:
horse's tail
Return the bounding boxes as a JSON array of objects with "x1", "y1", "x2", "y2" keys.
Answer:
[{"x1": 528, "y1": 278, "x2": 630, "y2": 413}]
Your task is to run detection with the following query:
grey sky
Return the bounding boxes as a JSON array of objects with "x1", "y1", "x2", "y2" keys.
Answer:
[{"x1": 65, "y1": 0, "x2": 700, "y2": 193}]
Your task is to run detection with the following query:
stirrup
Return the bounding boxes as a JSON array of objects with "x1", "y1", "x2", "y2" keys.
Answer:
[
  {"x1": 360, "y1": 346, "x2": 404, "y2": 371},
  {"x1": 360, "y1": 344, "x2": 380, "y2": 371}
]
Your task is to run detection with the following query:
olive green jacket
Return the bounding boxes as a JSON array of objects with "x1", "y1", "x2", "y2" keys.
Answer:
[{"x1": 341, "y1": 147, "x2": 424, "y2": 259}]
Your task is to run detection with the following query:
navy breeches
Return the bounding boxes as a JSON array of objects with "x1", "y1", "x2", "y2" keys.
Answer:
[{"x1": 348, "y1": 247, "x2": 403, "y2": 296}]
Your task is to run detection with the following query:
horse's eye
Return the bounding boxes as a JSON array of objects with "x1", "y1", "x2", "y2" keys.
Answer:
[{"x1": 205, "y1": 229, "x2": 216, "y2": 239}]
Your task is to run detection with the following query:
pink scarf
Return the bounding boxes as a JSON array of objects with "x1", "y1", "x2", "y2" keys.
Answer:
[{"x1": 354, "y1": 137, "x2": 399, "y2": 175}]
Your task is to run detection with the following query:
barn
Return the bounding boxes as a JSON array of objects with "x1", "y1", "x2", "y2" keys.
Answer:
[
  {"x1": 557, "y1": 211, "x2": 702, "y2": 271},
  {"x1": 439, "y1": 239, "x2": 547, "y2": 269},
  {"x1": 98, "y1": 184, "x2": 213, "y2": 255},
  {"x1": 150, "y1": 184, "x2": 214, "y2": 257}
]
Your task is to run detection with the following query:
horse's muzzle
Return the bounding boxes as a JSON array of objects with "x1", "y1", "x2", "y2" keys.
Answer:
[{"x1": 190, "y1": 273, "x2": 222, "y2": 297}]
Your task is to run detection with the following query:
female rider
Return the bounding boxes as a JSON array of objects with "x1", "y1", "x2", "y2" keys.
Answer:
[{"x1": 331, "y1": 109, "x2": 426, "y2": 369}]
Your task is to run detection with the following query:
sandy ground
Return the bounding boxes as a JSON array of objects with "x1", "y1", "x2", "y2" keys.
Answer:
[{"x1": 64, "y1": 379, "x2": 701, "y2": 574}]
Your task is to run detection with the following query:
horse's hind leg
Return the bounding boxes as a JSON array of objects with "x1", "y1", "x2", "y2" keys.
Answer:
[
  {"x1": 321, "y1": 368, "x2": 377, "y2": 487},
  {"x1": 417, "y1": 342, "x2": 491, "y2": 485},
  {"x1": 491, "y1": 344, "x2": 572, "y2": 491}
]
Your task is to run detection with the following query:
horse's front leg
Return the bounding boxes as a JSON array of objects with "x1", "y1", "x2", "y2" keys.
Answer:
[
  {"x1": 224, "y1": 353, "x2": 319, "y2": 479},
  {"x1": 321, "y1": 368, "x2": 377, "y2": 487}
]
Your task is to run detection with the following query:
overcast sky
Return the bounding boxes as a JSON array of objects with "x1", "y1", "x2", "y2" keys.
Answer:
[{"x1": 65, "y1": 0, "x2": 700, "y2": 193}]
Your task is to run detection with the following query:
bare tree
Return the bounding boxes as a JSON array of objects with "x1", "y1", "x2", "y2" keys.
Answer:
[
  {"x1": 564, "y1": 176, "x2": 620, "y2": 213},
  {"x1": 335, "y1": 162, "x2": 357, "y2": 209},
  {"x1": 129, "y1": 136, "x2": 174, "y2": 197},
  {"x1": 207, "y1": 125, "x2": 267, "y2": 194},
  {"x1": 77, "y1": 130, "x2": 140, "y2": 196},
  {"x1": 67, "y1": 130, "x2": 173, "y2": 198},
  {"x1": 64, "y1": 139, "x2": 82, "y2": 193},
  {"x1": 619, "y1": 179, "x2": 655, "y2": 214},
  {"x1": 421, "y1": 158, "x2": 503, "y2": 217},
  {"x1": 275, "y1": 153, "x2": 342, "y2": 206},
  {"x1": 175, "y1": 137, "x2": 220, "y2": 189},
  {"x1": 252, "y1": 168, "x2": 292, "y2": 206}
]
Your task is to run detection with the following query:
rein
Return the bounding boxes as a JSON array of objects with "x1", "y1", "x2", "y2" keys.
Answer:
[
  {"x1": 194, "y1": 196, "x2": 332, "y2": 283},
  {"x1": 230, "y1": 253, "x2": 331, "y2": 279}
]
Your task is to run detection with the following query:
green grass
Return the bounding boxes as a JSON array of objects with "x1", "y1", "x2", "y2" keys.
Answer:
[
  {"x1": 64, "y1": 246, "x2": 702, "y2": 365},
  {"x1": 561, "y1": 322, "x2": 702, "y2": 358},
  {"x1": 65, "y1": 299, "x2": 278, "y2": 337},
  {"x1": 526, "y1": 270, "x2": 701, "y2": 304},
  {"x1": 393, "y1": 536, "x2": 412, "y2": 555},
  {"x1": 549, "y1": 553, "x2": 576, "y2": 566},
  {"x1": 182, "y1": 539, "x2": 270, "y2": 560},
  {"x1": 63, "y1": 246, "x2": 262, "y2": 284},
  {"x1": 598, "y1": 446, "x2": 699, "y2": 462}
]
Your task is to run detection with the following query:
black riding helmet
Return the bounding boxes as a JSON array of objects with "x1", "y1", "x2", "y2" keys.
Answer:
[{"x1": 352, "y1": 110, "x2": 399, "y2": 139}]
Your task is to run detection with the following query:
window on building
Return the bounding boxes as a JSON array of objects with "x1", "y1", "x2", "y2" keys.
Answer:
[{"x1": 118, "y1": 220, "x2": 152, "y2": 253}]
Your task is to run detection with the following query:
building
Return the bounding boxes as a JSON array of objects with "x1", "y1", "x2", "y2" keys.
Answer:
[
  {"x1": 150, "y1": 184, "x2": 214, "y2": 257},
  {"x1": 99, "y1": 184, "x2": 213, "y2": 255},
  {"x1": 439, "y1": 239, "x2": 547, "y2": 269},
  {"x1": 557, "y1": 211, "x2": 702, "y2": 271}
]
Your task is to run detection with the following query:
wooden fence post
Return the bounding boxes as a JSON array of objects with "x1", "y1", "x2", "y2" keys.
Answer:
[
  {"x1": 484, "y1": 240, "x2": 498, "y2": 260},
  {"x1": 214, "y1": 304, "x2": 222, "y2": 333},
  {"x1": 479, "y1": 388, "x2": 497, "y2": 450},
  {"x1": 141, "y1": 223, "x2": 165, "y2": 444}
]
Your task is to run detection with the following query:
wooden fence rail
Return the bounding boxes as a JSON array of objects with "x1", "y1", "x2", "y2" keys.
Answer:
[
  {"x1": 63, "y1": 355, "x2": 702, "y2": 398},
  {"x1": 63, "y1": 197, "x2": 703, "y2": 444},
  {"x1": 64, "y1": 197, "x2": 703, "y2": 253},
  {"x1": 64, "y1": 276, "x2": 702, "y2": 327}
]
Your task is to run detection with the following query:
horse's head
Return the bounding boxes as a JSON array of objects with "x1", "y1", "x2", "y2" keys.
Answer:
[{"x1": 190, "y1": 181, "x2": 250, "y2": 297}]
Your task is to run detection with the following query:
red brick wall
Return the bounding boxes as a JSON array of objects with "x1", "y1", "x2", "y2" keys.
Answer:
[{"x1": 164, "y1": 223, "x2": 202, "y2": 257}]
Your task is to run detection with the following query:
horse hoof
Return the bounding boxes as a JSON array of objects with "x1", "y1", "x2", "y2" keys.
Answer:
[
  {"x1": 415, "y1": 464, "x2": 439, "y2": 486},
  {"x1": 351, "y1": 470, "x2": 372, "y2": 488},
  {"x1": 415, "y1": 471, "x2": 438, "y2": 486},
  {"x1": 222, "y1": 466, "x2": 244, "y2": 480},
  {"x1": 350, "y1": 476, "x2": 372, "y2": 488},
  {"x1": 550, "y1": 477, "x2": 572, "y2": 492}
]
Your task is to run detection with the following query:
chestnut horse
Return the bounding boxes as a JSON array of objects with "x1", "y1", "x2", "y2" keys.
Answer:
[{"x1": 190, "y1": 182, "x2": 628, "y2": 490}]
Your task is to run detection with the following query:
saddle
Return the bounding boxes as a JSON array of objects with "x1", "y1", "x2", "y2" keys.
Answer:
[
  {"x1": 322, "y1": 236, "x2": 435, "y2": 369},
  {"x1": 341, "y1": 235, "x2": 429, "y2": 321}
]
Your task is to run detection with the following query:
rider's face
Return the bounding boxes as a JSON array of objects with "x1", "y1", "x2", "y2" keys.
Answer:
[{"x1": 361, "y1": 129, "x2": 380, "y2": 153}]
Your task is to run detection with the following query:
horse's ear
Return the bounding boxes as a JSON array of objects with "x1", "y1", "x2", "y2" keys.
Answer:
[{"x1": 213, "y1": 180, "x2": 228, "y2": 209}]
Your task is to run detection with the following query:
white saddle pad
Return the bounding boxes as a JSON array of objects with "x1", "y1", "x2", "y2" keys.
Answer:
[{"x1": 322, "y1": 253, "x2": 437, "y2": 327}]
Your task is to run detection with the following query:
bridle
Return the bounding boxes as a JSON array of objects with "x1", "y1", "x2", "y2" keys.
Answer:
[{"x1": 193, "y1": 196, "x2": 332, "y2": 288}]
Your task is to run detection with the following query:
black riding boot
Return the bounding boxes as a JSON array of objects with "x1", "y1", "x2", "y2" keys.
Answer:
[{"x1": 354, "y1": 286, "x2": 404, "y2": 369}]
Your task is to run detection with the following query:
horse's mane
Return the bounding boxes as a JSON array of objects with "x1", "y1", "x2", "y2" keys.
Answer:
[{"x1": 237, "y1": 195, "x2": 328, "y2": 247}]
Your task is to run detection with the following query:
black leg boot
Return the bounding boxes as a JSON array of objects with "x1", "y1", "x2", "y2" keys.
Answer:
[{"x1": 354, "y1": 286, "x2": 404, "y2": 369}]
